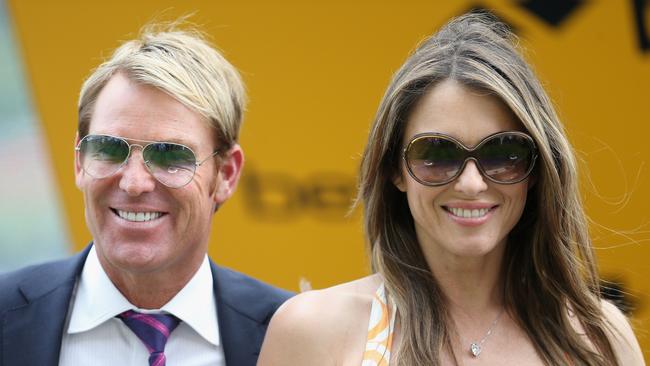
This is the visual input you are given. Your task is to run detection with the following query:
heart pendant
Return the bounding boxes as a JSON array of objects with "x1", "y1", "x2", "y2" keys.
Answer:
[{"x1": 470, "y1": 343, "x2": 481, "y2": 357}]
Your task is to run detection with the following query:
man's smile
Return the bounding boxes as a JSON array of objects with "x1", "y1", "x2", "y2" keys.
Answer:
[{"x1": 112, "y1": 209, "x2": 166, "y2": 222}]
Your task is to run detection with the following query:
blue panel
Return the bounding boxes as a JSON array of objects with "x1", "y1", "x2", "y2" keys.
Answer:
[{"x1": 0, "y1": 0, "x2": 70, "y2": 272}]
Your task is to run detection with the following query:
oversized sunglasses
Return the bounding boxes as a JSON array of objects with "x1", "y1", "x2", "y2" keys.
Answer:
[
  {"x1": 75, "y1": 134, "x2": 219, "y2": 188},
  {"x1": 402, "y1": 131, "x2": 538, "y2": 186}
]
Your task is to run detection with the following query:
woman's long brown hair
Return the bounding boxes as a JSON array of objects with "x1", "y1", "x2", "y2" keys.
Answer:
[{"x1": 356, "y1": 12, "x2": 619, "y2": 365}]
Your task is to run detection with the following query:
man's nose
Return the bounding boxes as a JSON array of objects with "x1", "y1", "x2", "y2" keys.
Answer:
[
  {"x1": 453, "y1": 160, "x2": 488, "y2": 196},
  {"x1": 118, "y1": 149, "x2": 157, "y2": 196}
]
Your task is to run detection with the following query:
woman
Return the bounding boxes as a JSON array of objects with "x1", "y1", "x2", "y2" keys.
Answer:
[{"x1": 258, "y1": 12, "x2": 644, "y2": 365}]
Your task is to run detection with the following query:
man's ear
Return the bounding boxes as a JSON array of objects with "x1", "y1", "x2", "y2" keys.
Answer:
[
  {"x1": 213, "y1": 144, "x2": 244, "y2": 207},
  {"x1": 74, "y1": 132, "x2": 83, "y2": 189}
]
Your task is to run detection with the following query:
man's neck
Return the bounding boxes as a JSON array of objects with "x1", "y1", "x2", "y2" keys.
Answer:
[{"x1": 100, "y1": 255, "x2": 206, "y2": 309}]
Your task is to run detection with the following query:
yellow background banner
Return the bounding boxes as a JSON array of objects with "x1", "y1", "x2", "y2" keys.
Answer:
[{"x1": 8, "y1": 0, "x2": 649, "y2": 359}]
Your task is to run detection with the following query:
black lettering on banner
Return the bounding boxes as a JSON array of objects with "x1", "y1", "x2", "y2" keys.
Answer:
[
  {"x1": 518, "y1": 0, "x2": 585, "y2": 28},
  {"x1": 633, "y1": 0, "x2": 649, "y2": 51},
  {"x1": 304, "y1": 173, "x2": 356, "y2": 220},
  {"x1": 600, "y1": 276, "x2": 638, "y2": 315},
  {"x1": 241, "y1": 165, "x2": 302, "y2": 221},
  {"x1": 241, "y1": 164, "x2": 356, "y2": 221}
]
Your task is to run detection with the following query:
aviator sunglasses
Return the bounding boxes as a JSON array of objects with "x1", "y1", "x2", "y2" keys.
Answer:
[
  {"x1": 403, "y1": 131, "x2": 538, "y2": 186},
  {"x1": 75, "y1": 134, "x2": 220, "y2": 188}
]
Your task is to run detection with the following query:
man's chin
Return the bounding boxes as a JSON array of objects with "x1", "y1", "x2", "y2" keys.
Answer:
[{"x1": 96, "y1": 241, "x2": 171, "y2": 275}]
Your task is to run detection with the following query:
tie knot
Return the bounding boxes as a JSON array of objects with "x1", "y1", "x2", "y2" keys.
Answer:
[{"x1": 118, "y1": 310, "x2": 180, "y2": 356}]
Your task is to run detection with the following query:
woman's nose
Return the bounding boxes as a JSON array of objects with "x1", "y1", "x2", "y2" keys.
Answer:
[{"x1": 453, "y1": 160, "x2": 488, "y2": 196}]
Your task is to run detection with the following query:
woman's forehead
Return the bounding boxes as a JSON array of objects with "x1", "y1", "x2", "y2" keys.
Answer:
[{"x1": 404, "y1": 80, "x2": 522, "y2": 146}]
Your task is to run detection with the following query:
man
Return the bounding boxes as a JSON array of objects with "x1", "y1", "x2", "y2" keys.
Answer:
[{"x1": 0, "y1": 25, "x2": 291, "y2": 366}]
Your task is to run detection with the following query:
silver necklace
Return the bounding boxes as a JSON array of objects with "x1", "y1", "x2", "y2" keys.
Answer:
[{"x1": 469, "y1": 308, "x2": 504, "y2": 357}]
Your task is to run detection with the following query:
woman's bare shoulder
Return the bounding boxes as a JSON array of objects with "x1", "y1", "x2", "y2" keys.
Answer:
[
  {"x1": 278, "y1": 274, "x2": 381, "y2": 318},
  {"x1": 257, "y1": 274, "x2": 382, "y2": 366},
  {"x1": 600, "y1": 299, "x2": 645, "y2": 365}
]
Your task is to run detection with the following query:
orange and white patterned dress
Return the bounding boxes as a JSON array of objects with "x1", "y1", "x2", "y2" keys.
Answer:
[
  {"x1": 360, "y1": 285, "x2": 576, "y2": 365},
  {"x1": 361, "y1": 283, "x2": 396, "y2": 365}
]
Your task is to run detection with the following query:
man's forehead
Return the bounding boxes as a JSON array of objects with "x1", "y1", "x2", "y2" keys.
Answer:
[{"x1": 88, "y1": 74, "x2": 215, "y2": 151}]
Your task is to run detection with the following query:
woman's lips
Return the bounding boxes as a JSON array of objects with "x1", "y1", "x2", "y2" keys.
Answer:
[{"x1": 442, "y1": 204, "x2": 498, "y2": 226}]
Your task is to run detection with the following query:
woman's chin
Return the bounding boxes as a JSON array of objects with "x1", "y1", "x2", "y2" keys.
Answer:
[{"x1": 440, "y1": 238, "x2": 506, "y2": 261}]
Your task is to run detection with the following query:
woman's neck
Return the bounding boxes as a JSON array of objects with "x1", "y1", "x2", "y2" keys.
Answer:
[{"x1": 423, "y1": 240, "x2": 506, "y2": 315}]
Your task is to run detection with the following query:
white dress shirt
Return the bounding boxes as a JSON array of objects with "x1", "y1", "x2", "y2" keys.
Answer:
[{"x1": 59, "y1": 246, "x2": 225, "y2": 366}]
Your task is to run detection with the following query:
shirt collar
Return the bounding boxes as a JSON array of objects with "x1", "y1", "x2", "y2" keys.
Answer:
[
  {"x1": 67, "y1": 246, "x2": 220, "y2": 346},
  {"x1": 160, "y1": 254, "x2": 220, "y2": 346}
]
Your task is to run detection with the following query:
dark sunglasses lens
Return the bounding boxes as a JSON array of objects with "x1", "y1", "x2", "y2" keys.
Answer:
[
  {"x1": 78, "y1": 135, "x2": 129, "y2": 178},
  {"x1": 406, "y1": 136, "x2": 465, "y2": 184},
  {"x1": 477, "y1": 134, "x2": 534, "y2": 183},
  {"x1": 143, "y1": 143, "x2": 196, "y2": 187}
]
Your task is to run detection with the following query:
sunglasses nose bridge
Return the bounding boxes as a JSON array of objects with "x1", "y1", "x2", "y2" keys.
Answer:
[
  {"x1": 451, "y1": 157, "x2": 489, "y2": 195},
  {"x1": 121, "y1": 143, "x2": 156, "y2": 173},
  {"x1": 117, "y1": 142, "x2": 159, "y2": 195},
  {"x1": 124, "y1": 143, "x2": 145, "y2": 162},
  {"x1": 463, "y1": 156, "x2": 482, "y2": 174}
]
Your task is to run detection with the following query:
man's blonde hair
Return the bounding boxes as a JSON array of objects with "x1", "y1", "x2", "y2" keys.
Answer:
[{"x1": 78, "y1": 23, "x2": 246, "y2": 151}]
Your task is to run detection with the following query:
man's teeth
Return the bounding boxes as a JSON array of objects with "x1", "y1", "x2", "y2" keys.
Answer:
[
  {"x1": 117, "y1": 210, "x2": 162, "y2": 222},
  {"x1": 448, "y1": 207, "x2": 490, "y2": 218}
]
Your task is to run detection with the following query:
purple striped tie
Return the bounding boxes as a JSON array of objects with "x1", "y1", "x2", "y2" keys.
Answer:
[{"x1": 119, "y1": 310, "x2": 180, "y2": 366}]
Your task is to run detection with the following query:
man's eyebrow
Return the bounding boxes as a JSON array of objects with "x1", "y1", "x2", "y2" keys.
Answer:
[
  {"x1": 124, "y1": 136, "x2": 198, "y2": 149},
  {"x1": 164, "y1": 137, "x2": 197, "y2": 148}
]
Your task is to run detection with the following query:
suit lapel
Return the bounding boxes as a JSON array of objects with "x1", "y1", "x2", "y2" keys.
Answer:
[
  {"x1": 217, "y1": 300, "x2": 264, "y2": 366},
  {"x1": 2, "y1": 247, "x2": 90, "y2": 366},
  {"x1": 211, "y1": 262, "x2": 265, "y2": 366},
  {"x1": 3, "y1": 282, "x2": 76, "y2": 366}
]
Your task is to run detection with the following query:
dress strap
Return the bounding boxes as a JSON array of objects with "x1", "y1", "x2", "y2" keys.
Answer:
[{"x1": 361, "y1": 283, "x2": 396, "y2": 366}]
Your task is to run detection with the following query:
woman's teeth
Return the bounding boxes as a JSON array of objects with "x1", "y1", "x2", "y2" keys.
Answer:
[{"x1": 447, "y1": 207, "x2": 490, "y2": 218}]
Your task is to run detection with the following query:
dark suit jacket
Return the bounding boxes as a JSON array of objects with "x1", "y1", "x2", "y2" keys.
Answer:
[{"x1": 0, "y1": 245, "x2": 292, "y2": 366}]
